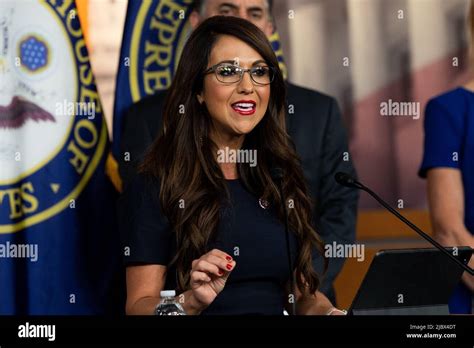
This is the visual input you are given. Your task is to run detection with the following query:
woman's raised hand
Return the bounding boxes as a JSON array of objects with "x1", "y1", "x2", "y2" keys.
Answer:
[{"x1": 189, "y1": 249, "x2": 236, "y2": 310}]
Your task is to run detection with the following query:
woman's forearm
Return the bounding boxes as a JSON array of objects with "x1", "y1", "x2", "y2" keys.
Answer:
[
  {"x1": 433, "y1": 224, "x2": 474, "y2": 291},
  {"x1": 435, "y1": 222, "x2": 473, "y2": 248},
  {"x1": 126, "y1": 296, "x2": 161, "y2": 315},
  {"x1": 427, "y1": 169, "x2": 474, "y2": 292}
]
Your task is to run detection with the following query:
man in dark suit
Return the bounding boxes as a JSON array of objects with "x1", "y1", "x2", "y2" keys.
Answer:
[{"x1": 118, "y1": 0, "x2": 358, "y2": 306}]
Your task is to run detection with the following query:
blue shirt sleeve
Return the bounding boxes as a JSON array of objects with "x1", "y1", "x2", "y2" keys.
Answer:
[{"x1": 419, "y1": 98, "x2": 464, "y2": 178}]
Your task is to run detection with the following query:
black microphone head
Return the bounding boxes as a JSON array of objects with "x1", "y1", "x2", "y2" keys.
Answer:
[
  {"x1": 270, "y1": 167, "x2": 284, "y2": 181},
  {"x1": 335, "y1": 172, "x2": 356, "y2": 188}
]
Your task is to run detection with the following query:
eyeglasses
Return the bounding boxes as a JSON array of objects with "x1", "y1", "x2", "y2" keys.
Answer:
[{"x1": 203, "y1": 63, "x2": 275, "y2": 85}]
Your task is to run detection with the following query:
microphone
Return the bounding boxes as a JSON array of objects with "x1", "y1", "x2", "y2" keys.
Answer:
[
  {"x1": 335, "y1": 172, "x2": 474, "y2": 275},
  {"x1": 335, "y1": 172, "x2": 361, "y2": 189},
  {"x1": 271, "y1": 167, "x2": 297, "y2": 315}
]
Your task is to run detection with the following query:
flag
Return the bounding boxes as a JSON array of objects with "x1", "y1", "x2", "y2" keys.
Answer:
[
  {"x1": 0, "y1": 0, "x2": 121, "y2": 314},
  {"x1": 113, "y1": 0, "x2": 288, "y2": 164}
]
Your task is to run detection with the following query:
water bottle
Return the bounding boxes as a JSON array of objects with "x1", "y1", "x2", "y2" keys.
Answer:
[{"x1": 154, "y1": 290, "x2": 186, "y2": 315}]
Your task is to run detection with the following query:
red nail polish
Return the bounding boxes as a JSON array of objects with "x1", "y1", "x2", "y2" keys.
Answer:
[
  {"x1": 226, "y1": 263, "x2": 232, "y2": 270},
  {"x1": 218, "y1": 270, "x2": 224, "y2": 275},
  {"x1": 226, "y1": 256, "x2": 232, "y2": 261}
]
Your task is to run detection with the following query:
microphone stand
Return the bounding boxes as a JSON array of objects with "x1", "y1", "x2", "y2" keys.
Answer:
[{"x1": 335, "y1": 172, "x2": 474, "y2": 275}]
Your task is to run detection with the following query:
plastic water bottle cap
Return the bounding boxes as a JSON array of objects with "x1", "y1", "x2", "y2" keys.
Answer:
[{"x1": 160, "y1": 290, "x2": 176, "y2": 298}]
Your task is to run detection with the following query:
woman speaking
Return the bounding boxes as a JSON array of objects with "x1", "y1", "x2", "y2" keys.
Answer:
[{"x1": 120, "y1": 16, "x2": 344, "y2": 315}]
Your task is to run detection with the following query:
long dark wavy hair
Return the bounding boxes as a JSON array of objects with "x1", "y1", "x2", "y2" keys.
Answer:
[{"x1": 141, "y1": 16, "x2": 326, "y2": 295}]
